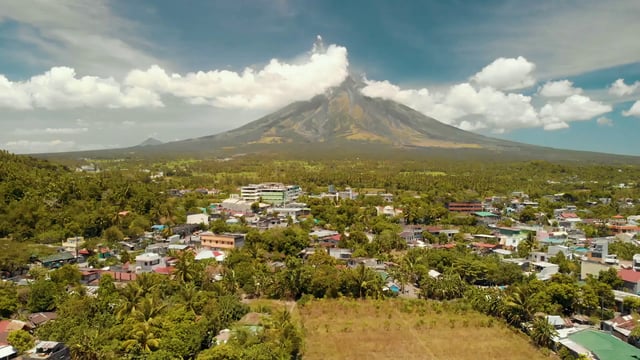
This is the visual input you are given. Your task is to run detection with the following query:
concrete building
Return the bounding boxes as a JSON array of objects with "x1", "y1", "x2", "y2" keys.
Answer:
[
  {"x1": 23, "y1": 341, "x2": 70, "y2": 360},
  {"x1": 200, "y1": 232, "x2": 245, "y2": 250},
  {"x1": 135, "y1": 253, "x2": 162, "y2": 273},
  {"x1": 186, "y1": 213, "x2": 209, "y2": 225},
  {"x1": 61, "y1": 236, "x2": 85, "y2": 255},
  {"x1": 240, "y1": 183, "x2": 301, "y2": 205}
]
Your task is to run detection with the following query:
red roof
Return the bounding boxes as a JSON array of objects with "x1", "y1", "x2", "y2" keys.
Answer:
[
  {"x1": 613, "y1": 215, "x2": 625, "y2": 219},
  {"x1": 328, "y1": 234, "x2": 342, "y2": 241},
  {"x1": 618, "y1": 269, "x2": 640, "y2": 283},
  {"x1": 471, "y1": 242, "x2": 497, "y2": 249},
  {"x1": 433, "y1": 243, "x2": 456, "y2": 249},
  {"x1": 560, "y1": 212, "x2": 578, "y2": 219},
  {"x1": 153, "y1": 266, "x2": 175, "y2": 275}
]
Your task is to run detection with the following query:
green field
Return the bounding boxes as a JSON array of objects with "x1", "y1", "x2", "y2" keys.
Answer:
[{"x1": 299, "y1": 298, "x2": 554, "y2": 360}]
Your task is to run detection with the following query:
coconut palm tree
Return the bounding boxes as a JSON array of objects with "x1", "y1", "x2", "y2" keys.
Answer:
[
  {"x1": 122, "y1": 322, "x2": 160, "y2": 354},
  {"x1": 172, "y1": 250, "x2": 200, "y2": 284},
  {"x1": 116, "y1": 282, "x2": 143, "y2": 321},
  {"x1": 529, "y1": 317, "x2": 558, "y2": 348},
  {"x1": 132, "y1": 296, "x2": 166, "y2": 324},
  {"x1": 504, "y1": 286, "x2": 533, "y2": 325}
]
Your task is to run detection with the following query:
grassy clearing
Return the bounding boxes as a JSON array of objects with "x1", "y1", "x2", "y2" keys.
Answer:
[{"x1": 299, "y1": 298, "x2": 554, "y2": 360}]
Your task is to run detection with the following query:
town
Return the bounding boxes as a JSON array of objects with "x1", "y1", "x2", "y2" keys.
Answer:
[{"x1": 2, "y1": 157, "x2": 640, "y2": 360}]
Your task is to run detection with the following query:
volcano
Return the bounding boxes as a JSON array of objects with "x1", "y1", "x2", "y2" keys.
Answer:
[
  {"x1": 190, "y1": 76, "x2": 521, "y2": 150},
  {"x1": 35, "y1": 77, "x2": 640, "y2": 163}
]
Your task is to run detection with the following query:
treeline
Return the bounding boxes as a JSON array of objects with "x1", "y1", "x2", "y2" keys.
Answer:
[{"x1": 1, "y1": 150, "x2": 639, "y2": 245}]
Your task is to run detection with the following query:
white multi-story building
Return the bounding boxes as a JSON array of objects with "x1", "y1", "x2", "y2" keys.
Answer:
[{"x1": 240, "y1": 183, "x2": 301, "y2": 205}]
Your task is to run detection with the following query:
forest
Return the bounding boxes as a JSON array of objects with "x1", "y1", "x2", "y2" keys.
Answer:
[{"x1": 1, "y1": 150, "x2": 640, "y2": 359}]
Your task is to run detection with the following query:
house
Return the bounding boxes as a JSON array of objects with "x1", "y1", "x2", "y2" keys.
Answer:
[
  {"x1": 328, "y1": 247, "x2": 352, "y2": 260},
  {"x1": 79, "y1": 269, "x2": 101, "y2": 285},
  {"x1": 580, "y1": 260, "x2": 613, "y2": 281},
  {"x1": 531, "y1": 261, "x2": 560, "y2": 281},
  {"x1": 61, "y1": 236, "x2": 85, "y2": 255},
  {"x1": 0, "y1": 345, "x2": 17, "y2": 360},
  {"x1": 601, "y1": 314, "x2": 638, "y2": 343},
  {"x1": 473, "y1": 211, "x2": 500, "y2": 224},
  {"x1": 194, "y1": 250, "x2": 226, "y2": 262},
  {"x1": 347, "y1": 257, "x2": 386, "y2": 271},
  {"x1": 200, "y1": 232, "x2": 245, "y2": 250},
  {"x1": 546, "y1": 315, "x2": 572, "y2": 329},
  {"x1": 446, "y1": 201, "x2": 483, "y2": 213},
  {"x1": 38, "y1": 252, "x2": 76, "y2": 269},
  {"x1": 22, "y1": 341, "x2": 70, "y2": 360},
  {"x1": 186, "y1": 213, "x2": 209, "y2": 225},
  {"x1": 134, "y1": 253, "x2": 163, "y2": 273},
  {"x1": 618, "y1": 269, "x2": 640, "y2": 294},
  {"x1": 375, "y1": 205, "x2": 402, "y2": 217},
  {"x1": 27, "y1": 312, "x2": 58, "y2": 328},
  {"x1": 0, "y1": 320, "x2": 31, "y2": 346}
]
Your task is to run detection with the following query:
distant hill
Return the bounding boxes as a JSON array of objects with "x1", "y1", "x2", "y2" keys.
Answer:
[
  {"x1": 137, "y1": 137, "x2": 164, "y2": 147},
  {"x1": 32, "y1": 77, "x2": 640, "y2": 164}
]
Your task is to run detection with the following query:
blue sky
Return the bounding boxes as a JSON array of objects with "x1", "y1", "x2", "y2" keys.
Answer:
[{"x1": 0, "y1": 0, "x2": 639, "y2": 155}]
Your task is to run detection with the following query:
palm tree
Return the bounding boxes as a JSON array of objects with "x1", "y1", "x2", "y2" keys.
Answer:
[
  {"x1": 122, "y1": 322, "x2": 160, "y2": 354},
  {"x1": 70, "y1": 329, "x2": 106, "y2": 360},
  {"x1": 172, "y1": 250, "x2": 200, "y2": 283},
  {"x1": 132, "y1": 296, "x2": 166, "y2": 324},
  {"x1": 351, "y1": 264, "x2": 382, "y2": 299},
  {"x1": 179, "y1": 282, "x2": 199, "y2": 314},
  {"x1": 134, "y1": 272, "x2": 159, "y2": 295},
  {"x1": 504, "y1": 286, "x2": 533, "y2": 325},
  {"x1": 529, "y1": 317, "x2": 558, "y2": 348},
  {"x1": 117, "y1": 282, "x2": 143, "y2": 321}
]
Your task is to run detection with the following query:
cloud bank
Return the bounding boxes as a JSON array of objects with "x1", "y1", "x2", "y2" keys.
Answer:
[
  {"x1": 124, "y1": 43, "x2": 349, "y2": 109},
  {"x1": 362, "y1": 56, "x2": 611, "y2": 133}
]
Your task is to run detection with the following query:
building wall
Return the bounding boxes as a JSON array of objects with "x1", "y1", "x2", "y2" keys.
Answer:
[
  {"x1": 580, "y1": 261, "x2": 611, "y2": 281},
  {"x1": 201, "y1": 234, "x2": 244, "y2": 250}
]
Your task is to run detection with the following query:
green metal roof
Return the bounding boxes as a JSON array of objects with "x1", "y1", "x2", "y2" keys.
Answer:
[
  {"x1": 473, "y1": 211, "x2": 498, "y2": 217},
  {"x1": 40, "y1": 252, "x2": 75, "y2": 263},
  {"x1": 569, "y1": 330, "x2": 640, "y2": 360}
]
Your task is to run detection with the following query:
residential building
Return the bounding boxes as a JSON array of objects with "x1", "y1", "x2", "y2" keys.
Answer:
[
  {"x1": 531, "y1": 261, "x2": 560, "y2": 280},
  {"x1": 240, "y1": 183, "x2": 301, "y2": 205},
  {"x1": 38, "y1": 252, "x2": 76, "y2": 269},
  {"x1": 186, "y1": 213, "x2": 209, "y2": 225},
  {"x1": 134, "y1": 253, "x2": 162, "y2": 273},
  {"x1": 23, "y1": 341, "x2": 70, "y2": 360},
  {"x1": 473, "y1": 211, "x2": 499, "y2": 224},
  {"x1": 446, "y1": 201, "x2": 483, "y2": 213},
  {"x1": 61, "y1": 236, "x2": 85, "y2": 255},
  {"x1": 619, "y1": 269, "x2": 640, "y2": 294},
  {"x1": 200, "y1": 232, "x2": 245, "y2": 250},
  {"x1": 0, "y1": 345, "x2": 17, "y2": 360}
]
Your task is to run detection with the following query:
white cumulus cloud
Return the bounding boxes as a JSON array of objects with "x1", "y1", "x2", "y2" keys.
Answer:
[
  {"x1": 362, "y1": 56, "x2": 614, "y2": 133},
  {"x1": 538, "y1": 80, "x2": 583, "y2": 97},
  {"x1": 0, "y1": 67, "x2": 163, "y2": 109},
  {"x1": 125, "y1": 44, "x2": 349, "y2": 110},
  {"x1": 596, "y1": 117, "x2": 613, "y2": 126},
  {"x1": 608, "y1": 79, "x2": 640, "y2": 97},
  {"x1": 470, "y1": 56, "x2": 536, "y2": 91},
  {"x1": 362, "y1": 79, "x2": 539, "y2": 133},
  {"x1": 539, "y1": 94, "x2": 612, "y2": 130},
  {"x1": 623, "y1": 100, "x2": 640, "y2": 117}
]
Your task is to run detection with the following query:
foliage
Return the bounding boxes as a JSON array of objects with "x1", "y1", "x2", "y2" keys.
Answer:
[
  {"x1": 7, "y1": 329, "x2": 34, "y2": 353},
  {"x1": 0, "y1": 281, "x2": 19, "y2": 318}
]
